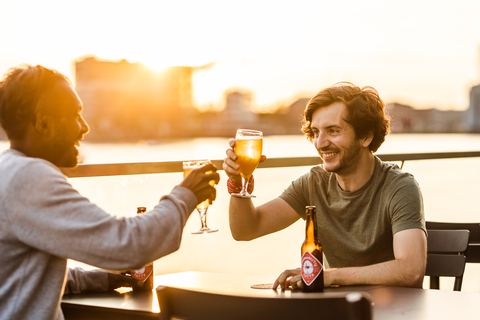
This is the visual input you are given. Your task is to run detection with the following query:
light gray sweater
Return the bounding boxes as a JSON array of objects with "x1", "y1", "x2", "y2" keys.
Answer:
[{"x1": 0, "y1": 149, "x2": 197, "y2": 320}]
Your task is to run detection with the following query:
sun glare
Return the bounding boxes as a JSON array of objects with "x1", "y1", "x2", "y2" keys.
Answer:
[{"x1": 1, "y1": 0, "x2": 480, "y2": 111}]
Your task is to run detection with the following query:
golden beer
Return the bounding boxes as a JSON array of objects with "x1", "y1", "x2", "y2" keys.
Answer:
[
  {"x1": 235, "y1": 138, "x2": 263, "y2": 180},
  {"x1": 232, "y1": 129, "x2": 263, "y2": 198}
]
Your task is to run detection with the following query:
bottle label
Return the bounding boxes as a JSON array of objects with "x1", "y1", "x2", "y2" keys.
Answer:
[
  {"x1": 301, "y1": 251, "x2": 323, "y2": 286},
  {"x1": 131, "y1": 263, "x2": 153, "y2": 282}
]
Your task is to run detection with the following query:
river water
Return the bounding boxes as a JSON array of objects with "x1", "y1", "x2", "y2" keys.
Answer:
[{"x1": 1, "y1": 133, "x2": 480, "y2": 292}]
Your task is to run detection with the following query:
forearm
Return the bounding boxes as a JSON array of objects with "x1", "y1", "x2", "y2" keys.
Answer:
[
  {"x1": 64, "y1": 268, "x2": 109, "y2": 295},
  {"x1": 229, "y1": 197, "x2": 300, "y2": 241},
  {"x1": 228, "y1": 197, "x2": 259, "y2": 240},
  {"x1": 327, "y1": 258, "x2": 425, "y2": 288}
]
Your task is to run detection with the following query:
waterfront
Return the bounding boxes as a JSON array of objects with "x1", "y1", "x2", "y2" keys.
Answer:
[{"x1": 1, "y1": 133, "x2": 480, "y2": 292}]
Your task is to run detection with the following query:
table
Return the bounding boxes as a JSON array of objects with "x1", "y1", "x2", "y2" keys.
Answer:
[{"x1": 61, "y1": 271, "x2": 480, "y2": 320}]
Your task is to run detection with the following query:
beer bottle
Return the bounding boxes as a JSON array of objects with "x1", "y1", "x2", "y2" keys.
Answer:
[
  {"x1": 131, "y1": 207, "x2": 154, "y2": 292},
  {"x1": 301, "y1": 206, "x2": 324, "y2": 292}
]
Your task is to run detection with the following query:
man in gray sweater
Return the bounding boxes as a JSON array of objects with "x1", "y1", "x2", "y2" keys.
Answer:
[{"x1": 0, "y1": 64, "x2": 220, "y2": 320}]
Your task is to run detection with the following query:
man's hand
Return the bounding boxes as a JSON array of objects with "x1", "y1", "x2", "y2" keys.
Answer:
[
  {"x1": 179, "y1": 163, "x2": 220, "y2": 205},
  {"x1": 223, "y1": 138, "x2": 266, "y2": 183},
  {"x1": 272, "y1": 267, "x2": 334, "y2": 291},
  {"x1": 107, "y1": 273, "x2": 144, "y2": 291},
  {"x1": 273, "y1": 268, "x2": 302, "y2": 291}
]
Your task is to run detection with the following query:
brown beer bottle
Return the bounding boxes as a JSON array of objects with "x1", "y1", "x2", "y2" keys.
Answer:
[
  {"x1": 131, "y1": 207, "x2": 154, "y2": 292},
  {"x1": 301, "y1": 206, "x2": 324, "y2": 292}
]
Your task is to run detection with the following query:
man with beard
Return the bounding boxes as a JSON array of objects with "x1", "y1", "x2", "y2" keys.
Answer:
[
  {"x1": 223, "y1": 82, "x2": 426, "y2": 289},
  {"x1": 0, "y1": 65, "x2": 220, "y2": 320}
]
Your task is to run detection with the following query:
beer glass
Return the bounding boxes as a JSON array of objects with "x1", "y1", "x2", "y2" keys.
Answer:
[
  {"x1": 182, "y1": 160, "x2": 218, "y2": 234},
  {"x1": 231, "y1": 129, "x2": 263, "y2": 198}
]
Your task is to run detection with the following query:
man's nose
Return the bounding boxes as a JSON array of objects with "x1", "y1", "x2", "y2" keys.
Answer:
[
  {"x1": 315, "y1": 132, "x2": 329, "y2": 150},
  {"x1": 81, "y1": 117, "x2": 90, "y2": 135}
]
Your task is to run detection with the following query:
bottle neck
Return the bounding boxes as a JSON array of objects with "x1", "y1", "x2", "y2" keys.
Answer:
[{"x1": 305, "y1": 212, "x2": 318, "y2": 242}]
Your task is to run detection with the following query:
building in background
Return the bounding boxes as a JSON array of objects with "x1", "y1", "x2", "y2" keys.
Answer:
[
  {"x1": 465, "y1": 84, "x2": 480, "y2": 132},
  {"x1": 75, "y1": 57, "x2": 196, "y2": 141},
  {"x1": 199, "y1": 90, "x2": 259, "y2": 137},
  {"x1": 386, "y1": 103, "x2": 466, "y2": 133}
]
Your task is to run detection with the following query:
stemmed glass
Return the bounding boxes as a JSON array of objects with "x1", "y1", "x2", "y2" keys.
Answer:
[
  {"x1": 231, "y1": 129, "x2": 263, "y2": 198},
  {"x1": 182, "y1": 160, "x2": 218, "y2": 234}
]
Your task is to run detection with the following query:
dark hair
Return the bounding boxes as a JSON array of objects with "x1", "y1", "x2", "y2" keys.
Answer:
[
  {"x1": 301, "y1": 82, "x2": 390, "y2": 152},
  {"x1": 0, "y1": 64, "x2": 71, "y2": 140}
]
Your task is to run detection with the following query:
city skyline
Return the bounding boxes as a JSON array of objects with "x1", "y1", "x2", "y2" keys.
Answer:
[
  {"x1": 1, "y1": 1, "x2": 480, "y2": 112},
  {"x1": 70, "y1": 56, "x2": 472, "y2": 143}
]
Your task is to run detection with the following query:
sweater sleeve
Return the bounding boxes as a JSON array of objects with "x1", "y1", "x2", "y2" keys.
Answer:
[
  {"x1": 8, "y1": 160, "x2": 197, "y2": 270},
  {"x1": 64, "y1": 267, "x2": 109, "y2": 294}
]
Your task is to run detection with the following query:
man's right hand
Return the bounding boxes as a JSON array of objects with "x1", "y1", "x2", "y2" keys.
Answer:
[
  {"x1": 273, "y1": 267, "x2": 303, "y2": 291},
  {"x1": 179, "y1": 163, "x2": 220, "y2": 205}
]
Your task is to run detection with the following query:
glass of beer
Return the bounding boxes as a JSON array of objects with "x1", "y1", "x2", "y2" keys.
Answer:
[
  {"x1": 231, "y1": 129, "x2": 263, "y2": 198},
  {"x1": 182, "y1": 160, "x2": 218, "y2": 234}
]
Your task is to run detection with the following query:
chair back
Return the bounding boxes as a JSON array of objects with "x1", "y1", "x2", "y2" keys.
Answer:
[
  {"x1": 425, "y1": 229, "x2": 469, "y2": 291},
  {"x1": 156, "y1": 285, "x2": 373, "y2": 320},
  {"x1": 426, "y1": 221, "x2": 480, "y2": 263}
]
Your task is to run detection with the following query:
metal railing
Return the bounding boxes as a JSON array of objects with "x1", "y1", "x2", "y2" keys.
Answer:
[{"x1": 60, "y1": 151, "x2": 480, "y2": 178}]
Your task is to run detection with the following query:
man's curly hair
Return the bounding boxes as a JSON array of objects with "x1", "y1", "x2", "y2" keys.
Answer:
[{"x1": 301, "y1": 82, "x2": 390, "y2": 153}]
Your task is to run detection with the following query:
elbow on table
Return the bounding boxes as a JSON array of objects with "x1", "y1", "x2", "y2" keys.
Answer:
[{"x1": 402, "y1": 270, "x2": 425, "y2": 288}]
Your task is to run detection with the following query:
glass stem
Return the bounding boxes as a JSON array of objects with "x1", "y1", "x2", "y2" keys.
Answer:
[
  {"x1": 197, "y1": 208, "x2": 208, "y2": 229},
  {"x1": 241, "y1": 176, "x2": 248, "y2": 195}
]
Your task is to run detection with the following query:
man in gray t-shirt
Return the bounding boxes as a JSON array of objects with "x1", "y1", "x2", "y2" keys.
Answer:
[{"x1": 223, "y1": 82, "x2": 426, "y2": 290}]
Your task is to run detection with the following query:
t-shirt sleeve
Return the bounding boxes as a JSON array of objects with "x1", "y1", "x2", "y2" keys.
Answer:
[
  {"x1": 279, "y1": 172, "x2": 311, "y2": 220},
  {"x1": 389, "y1": 174, "x2": 426, "y2": 235}
]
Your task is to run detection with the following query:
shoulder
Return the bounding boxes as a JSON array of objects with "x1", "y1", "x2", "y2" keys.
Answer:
[
  {"x1": 308, "y1": 165, "x2": 331, "y2": 181},
  {"x1": 1, "y1": 149, "x2": 65, "y2": 186},
  {"x1": 283, "y1": 165, "x2": 331, "y2": 192},
  {"x1": 377, "y1": 158, "x2": 419, "y2": 188}
]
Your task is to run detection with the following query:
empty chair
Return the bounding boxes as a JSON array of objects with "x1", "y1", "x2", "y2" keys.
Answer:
[
  {"x1": 426, "y1": 221, "x2": 480, "y2": 263},
  {"x1": 425, "y1": 229, "x2": 470, "y2": 291},
  {"x1": 156, "y1": 285, "x2": 372, "y2": 320}
]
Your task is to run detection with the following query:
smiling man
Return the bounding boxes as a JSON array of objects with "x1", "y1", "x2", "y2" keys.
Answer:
[
  {"x1": 223, "y1": 82, "x2": 427, "y2": 290},
  {"x1": 0, "y1": 65, "x2": 220, "y2": 320}
]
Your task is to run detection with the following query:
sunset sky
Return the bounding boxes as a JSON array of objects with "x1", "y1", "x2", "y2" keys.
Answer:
[{"x1": 1, "y1": 0, "x2": 479, "y2": 112}]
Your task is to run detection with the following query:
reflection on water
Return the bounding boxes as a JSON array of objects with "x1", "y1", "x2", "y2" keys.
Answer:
[{"x1": 2, "y1": 134, "x2": 480, "y2": 292}]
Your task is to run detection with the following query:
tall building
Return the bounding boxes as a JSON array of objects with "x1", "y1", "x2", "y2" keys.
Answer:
[
  {"x1": 466, "y1": 84, "x2": 480, "y2": 132},
  {"x1": 75, "y1": 57, "x2": 195, "y2": 141}
]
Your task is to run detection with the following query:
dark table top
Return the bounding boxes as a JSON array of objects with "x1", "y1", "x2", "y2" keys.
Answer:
[{"x1": 62, "y1": 271, "x2": 480, "y2": 320}]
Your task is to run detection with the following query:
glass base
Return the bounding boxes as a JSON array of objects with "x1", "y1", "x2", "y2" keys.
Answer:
[
  {"x1": 231, "y1": 192, "x2": 256, "y2": 198},
  {"x1": 191, "y1": 227, "x2": 218, "y2": 234}
]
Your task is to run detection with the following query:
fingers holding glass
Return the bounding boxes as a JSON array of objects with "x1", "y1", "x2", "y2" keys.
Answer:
[{"x1": 182, "y1": 160, "x2": 218, "y2": 234}]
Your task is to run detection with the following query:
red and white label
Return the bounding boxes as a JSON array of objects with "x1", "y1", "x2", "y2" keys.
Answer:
[
  {"x1": 131, "y1": 263, "x2": 153, "y2": 282},
  {"x1": 301, "y1": 251, "x2": 323, "y2": 286}
]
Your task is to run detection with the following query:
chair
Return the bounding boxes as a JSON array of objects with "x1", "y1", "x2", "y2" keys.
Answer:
[
  {"x1": 425, "y1": 229, "x2": 469, "y2": 291},
  {"x1": 156, "y1": 285, "x2": 373, "y2": 320},
  {"x1": 426, "y1": 221, "x2": 480, "y2": 263}
]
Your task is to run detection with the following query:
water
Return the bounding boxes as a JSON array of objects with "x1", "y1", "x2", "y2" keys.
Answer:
[{"x1": 1, "y1": 133, "x2": 480, "y2": 292}]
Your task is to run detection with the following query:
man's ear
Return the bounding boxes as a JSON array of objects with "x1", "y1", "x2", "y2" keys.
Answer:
[
  {"x1": 34, "y1": 112, "x2": 55, "y2": 138},
  {"x1": 362, "y1": 131, "x2": 374, "y2": 148}
]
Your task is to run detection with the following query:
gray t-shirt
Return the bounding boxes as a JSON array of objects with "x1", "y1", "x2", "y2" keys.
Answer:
[
  {"x1": 0, "y1": 149, "x2": 197, "y2": 320},
  {"x1": 280, "y1": 156, "x2": 425, "y2": 268}
]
